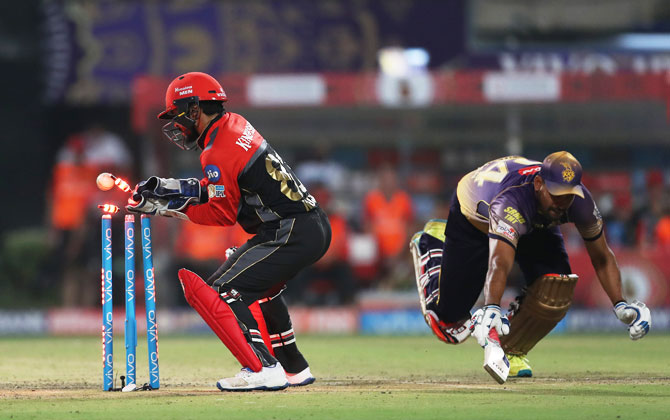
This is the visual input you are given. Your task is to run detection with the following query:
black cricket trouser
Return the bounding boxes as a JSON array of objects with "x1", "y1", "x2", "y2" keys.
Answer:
[
  {"x1": 207, "y1": 207, "x2": 331, "y2": 300},
  {"x1": 429, "y1": 195, "x2": 571, "y2": 323},
  {"x1": 205, "y1": 208, "x2": 331, "y2": 369}
]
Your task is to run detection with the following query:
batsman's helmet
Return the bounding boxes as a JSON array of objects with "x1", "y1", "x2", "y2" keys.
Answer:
[{"x1": 158, "y1": 72, "x2": 227, "y2": 150}]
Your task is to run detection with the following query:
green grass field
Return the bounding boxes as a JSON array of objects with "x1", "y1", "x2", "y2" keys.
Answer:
[{"x1": 1, "y1": 334, "x2": 669, "y2": 419}]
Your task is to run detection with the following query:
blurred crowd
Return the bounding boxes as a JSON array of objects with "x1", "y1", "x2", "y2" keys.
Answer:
[
  {"x1": 40, "y1": 126, "x2": 670, "y2": 309},
  {"x1": 562, "y1": 170, "x2": 670, "y2": 252}
]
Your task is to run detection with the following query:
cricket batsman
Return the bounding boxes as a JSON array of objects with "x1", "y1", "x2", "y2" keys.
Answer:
[
  {"x1": 410, "y1": 152, "x2": 651, "y2": 383},
  {"x1": 127, "y1": 72, "x2": 331, "y2": 391}
]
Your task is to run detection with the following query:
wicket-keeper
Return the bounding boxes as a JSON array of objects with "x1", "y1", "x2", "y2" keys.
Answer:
[{"x1": 127, "y1": 72, "x2": 331, "y2": 391}]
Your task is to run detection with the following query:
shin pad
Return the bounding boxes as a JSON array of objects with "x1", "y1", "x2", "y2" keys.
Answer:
[
  {"x1": 178, "y1": 269, "x2": 263, "y2": 372},
  {"x1": 501, "y1": 274, "x2": 578, "y2": 355}
]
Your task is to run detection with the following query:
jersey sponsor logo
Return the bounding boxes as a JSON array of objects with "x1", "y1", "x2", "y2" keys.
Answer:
[
  {"x1": 504, "y1": 206, "x2": 526, "y2": 224},
  {"x1": 236, "y1": 122, "x2": 255, "y2": 151},
  {"x1": 207, "y1": 184, "x2": 226, "y2": 198},
  {"x1": 518, "y1": 165, "x2": 541, "y2": 175},
  {"x1": 494, "y1": 221, "x2": 517, "y2": 242},
  {"x1": 204, "y1": 164, "x2": 221, "y2": 182}
]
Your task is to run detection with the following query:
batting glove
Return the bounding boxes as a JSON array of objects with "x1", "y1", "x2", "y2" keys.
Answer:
[
  {"x1": 614, "y1": 300, "x2": 651, "y2": 340},
  {"x1": 471, "y1": 304, "x2": 510, "y2": 347}
]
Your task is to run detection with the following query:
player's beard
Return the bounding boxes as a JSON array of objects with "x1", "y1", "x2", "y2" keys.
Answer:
[{"x1": 545, "y1": 206, "x2": 565, "y2": 221}]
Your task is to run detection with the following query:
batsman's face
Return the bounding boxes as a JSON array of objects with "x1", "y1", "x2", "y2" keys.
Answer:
[{"x1": 535, "y1": 178, "x2": 575, "y2": 221}]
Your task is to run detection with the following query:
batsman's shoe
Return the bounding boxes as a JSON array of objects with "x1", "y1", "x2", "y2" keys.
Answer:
[
  {"x1": 287, "y1": 367, "x2": 316, "y2": 387},
  {"x1": 217, "y1": 363, "x2": 289, "y2": 392},
  {"x1": 508, "y1": 354, "x2": 533, "y2": 377},
  {"x1": 483, "y1": 329, "x2": 510, "y2": 384}
]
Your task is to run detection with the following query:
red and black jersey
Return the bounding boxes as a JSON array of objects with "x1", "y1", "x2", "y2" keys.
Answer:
[{"x1": 184, "y1": 112, "x2": 317, "y2": 233}]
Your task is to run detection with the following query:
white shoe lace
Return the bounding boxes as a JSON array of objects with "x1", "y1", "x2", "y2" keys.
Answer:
[
  {"x1": 235, "y1": 368, "x2": 255, "y2": 379},
  {"x1": 219, "y1": 364, "x2": 287, "y2": 390}
]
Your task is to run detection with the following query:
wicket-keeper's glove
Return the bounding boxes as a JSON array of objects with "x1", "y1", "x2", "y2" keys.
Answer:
[
  {"x1": 614, "y1": 300, "x2": 651, "y2": 340},
  {"x1": 133, "y1": 176, "x2": 207, "y2": 203},
  {"x1": 126, "y1": 195, "x2": 193, "y2": 220}
]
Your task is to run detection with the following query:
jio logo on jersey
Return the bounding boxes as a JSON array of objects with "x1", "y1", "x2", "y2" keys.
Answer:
[{"x1": 204, "y1": 164, "x2": 221, "y2": 182}]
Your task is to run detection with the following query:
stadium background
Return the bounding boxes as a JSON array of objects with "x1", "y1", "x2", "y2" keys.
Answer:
[{"x1": 1, "y1": 0, "x2": 670, "y2": 337}]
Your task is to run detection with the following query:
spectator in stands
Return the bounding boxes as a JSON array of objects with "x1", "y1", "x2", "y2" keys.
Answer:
[
  {"x1": 362, "y1": 163, "x2": 414, "y2": 288},
  {"x1": 634, "y1": 170, "x2": 665, "y2": 248},
  {"x1": 295, "y1": 143, "x2": 347, "y2": 195},
  {"x1": 169, "y1": 223, "x2": 251, "y2": 306},
  {"x1": 652, "y1": 182, "x2": 670, "y2": 249},
  {"x1": 287, "y1": 183, "x2": 355, "y2": 305},
  {"x1": 654, "y1": 210, "x2": 670, "y2": 249},
  {"x1": 46, "y1": 124, "x2": 132, "y2": 306},
  {"x1": 600, "y1": 193, "x2": 636, "y2": 248}
]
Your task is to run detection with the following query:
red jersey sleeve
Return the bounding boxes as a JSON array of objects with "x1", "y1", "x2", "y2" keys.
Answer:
[
  {"x1": 184, "y1": 113, "x2": 262, "y2": 227},
  {"x1": 183, "y1": 161, "x2": 240, "y2": 226}
]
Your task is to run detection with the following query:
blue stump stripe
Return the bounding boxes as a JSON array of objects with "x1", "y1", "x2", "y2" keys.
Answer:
[
  {"x1": 101, "y1": 215, "x2": 113, "y2": 391},
  {"x1": 141, "y1": 215, "x2": 160, "y2": 389}
]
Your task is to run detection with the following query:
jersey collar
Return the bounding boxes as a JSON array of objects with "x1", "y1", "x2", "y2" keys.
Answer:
[{"x1": 197, "y1": 113, "x2": 227, "y2": 150}]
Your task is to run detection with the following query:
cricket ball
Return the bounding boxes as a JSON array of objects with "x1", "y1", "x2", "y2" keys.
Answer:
[{"x1": 96, "y1": 172, "x2": 115, "y2": 191}]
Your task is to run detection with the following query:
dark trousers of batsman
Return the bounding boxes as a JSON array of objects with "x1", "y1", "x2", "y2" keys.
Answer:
[{"x1": 429, "y1": 195, "x2": 572, "y2": 323}]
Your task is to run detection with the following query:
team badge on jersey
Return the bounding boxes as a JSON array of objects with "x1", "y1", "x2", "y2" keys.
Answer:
[
  {"x1": 561, "y1": 162, "x2": 575, "y2": 182},
  {"x1": 204, "y1": 164, "x2": 221, "y2": 182},
  {"x1": 207, "y1": 184, "x2": 226, "y2": 198}
]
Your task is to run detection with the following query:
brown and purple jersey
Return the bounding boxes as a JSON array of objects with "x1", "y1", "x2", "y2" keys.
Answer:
[{"x1": 456, "y1": 156, "x2": 603, "y2": 248}]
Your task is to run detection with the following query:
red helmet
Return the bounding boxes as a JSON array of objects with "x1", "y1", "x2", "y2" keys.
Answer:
[
  {"x1": 158, "y1": 72, "x2": 227, "y2": 150},
  {"x1": 157, "y1": 72, "x2": 227, "y2": 120}
]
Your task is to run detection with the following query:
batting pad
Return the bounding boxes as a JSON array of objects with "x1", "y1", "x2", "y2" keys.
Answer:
[
  {"x1": 178, "y1": 269, "x2": 263, "y2": 372},
  {"x1": 501, "y1": 274, "x2": 578, "y2": 355}
]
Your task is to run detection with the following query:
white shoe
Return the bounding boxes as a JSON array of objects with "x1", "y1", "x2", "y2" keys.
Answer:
[
  {"x1": 217, "y1": 363, "x2": 289, "y2": 391},
  {"x1": 287, "y1": 367, "x2": 315, "y2": 387}
]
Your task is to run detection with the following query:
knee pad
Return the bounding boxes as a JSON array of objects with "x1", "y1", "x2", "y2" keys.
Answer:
[
  {"x1": 178, "y1": 269, "x2": 263, "y2": 372},
  {"x1": 422, "y1": 219, "x2": 447, "y2": 242},
  {"x1": 501, "y1": 274, "x2": 578, "y2": 355}
]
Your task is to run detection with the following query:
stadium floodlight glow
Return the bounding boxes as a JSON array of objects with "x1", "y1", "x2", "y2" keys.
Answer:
[
  {"x1": 404, "y1": 48, "x2": 430, "y2": 68},
  {"x1": 378, "y1": 47, "x2": 430, "y2": 78}
]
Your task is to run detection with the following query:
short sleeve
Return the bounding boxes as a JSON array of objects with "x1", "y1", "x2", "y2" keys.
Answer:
[
  {"x1": 488, "y1": 195, "x2": 532, "y2": 249},
  {"x1": 569, "y1": 185, "x2": 604, "y2": 241}
]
